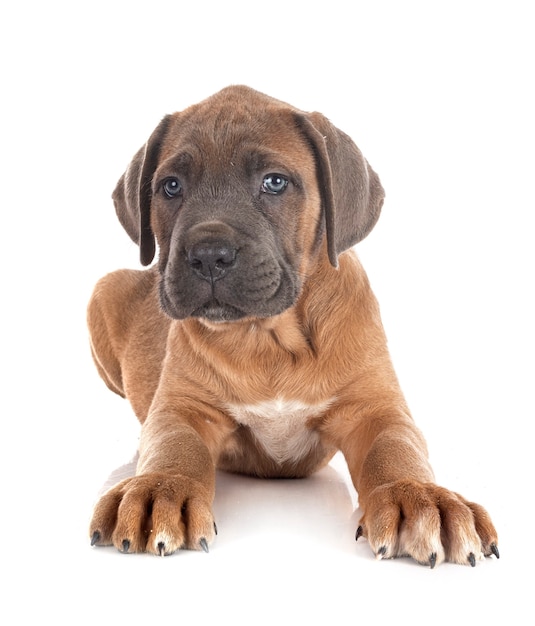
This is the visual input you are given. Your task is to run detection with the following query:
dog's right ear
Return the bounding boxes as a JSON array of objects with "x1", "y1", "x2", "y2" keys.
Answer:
[{"x1": 112, "y1": 115, "x2": 172, "y2": 266}]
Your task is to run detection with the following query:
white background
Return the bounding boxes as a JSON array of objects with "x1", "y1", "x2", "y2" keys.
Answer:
[{"x1": 2, "y1": 1, "x2": 533, "y2": 623}]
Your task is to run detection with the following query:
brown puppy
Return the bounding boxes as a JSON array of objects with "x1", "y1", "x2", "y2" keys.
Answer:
[{"x1": 88, "y1": 85, "x2": 498, "y2": 566}]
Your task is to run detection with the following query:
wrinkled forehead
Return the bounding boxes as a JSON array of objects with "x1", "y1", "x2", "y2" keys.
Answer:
[{"x1": 159, "y1": 94, "x2": 314, "y2": 173}]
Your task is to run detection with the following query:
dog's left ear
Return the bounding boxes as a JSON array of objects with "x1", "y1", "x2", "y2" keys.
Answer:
[
  {"x1": 112, "y1": 115, "x2": 172, "y2": 266},
  {"x1": 295, "y1": 112, "x2": 385, "y2": 267}
]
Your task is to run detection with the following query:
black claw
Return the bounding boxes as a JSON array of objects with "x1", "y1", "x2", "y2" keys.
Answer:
[
  {"x1": 377, "y1": 546, "x2": 387, "y2": 557},
  {"x1": 490, "y1": 543, "x2": 500, "y2": 559},
  {"x1": 122, "y1": 539, "x2": 130, "y2": 553},
  {"x1": 200, "y1": 538, "x2": 209, "y2": 553},
  {"x1": 355, "y1": 526, "x2": 363, "y2": 542},
  {"x1": 468, "y1": 552, "x2": 476, "y2": 567},
  {"x1": 158, "y1": 542, "x2": 166, "y2": 557},
  {"x1": 90, "y1": 531, "x2": 101, "y2": 546},
  {"x1": 214, "y1": 521, "x2": 218, "y2": 536},
  {"x1": 429, "y1": 552, "x2": 437, "y2": 569}
]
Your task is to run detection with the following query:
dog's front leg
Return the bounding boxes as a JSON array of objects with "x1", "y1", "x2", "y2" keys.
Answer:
[
  {"x1": 334, "y1": 413, "x2": 498, "y2": 567},
  {"x1": 89, "y1": 414, "x2": 218, "y2": 556}
]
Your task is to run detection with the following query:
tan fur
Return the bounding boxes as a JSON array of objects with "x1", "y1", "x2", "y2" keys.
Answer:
[{"x1": 88, "y1": 86, "x2": 498, "y2": 566}]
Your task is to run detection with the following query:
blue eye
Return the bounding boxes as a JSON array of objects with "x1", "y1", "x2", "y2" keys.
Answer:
[
  {"x1": 162, "y1": 177, "x2": 182, "y2": 198},
  {"x1": 262, "y1": 174, "x2": 288, "y2": 195}
]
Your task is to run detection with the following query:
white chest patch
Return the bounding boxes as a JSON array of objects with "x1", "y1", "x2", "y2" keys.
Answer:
[{"x1": 225, "y1": 398, "x2": 333, "y2": 464}]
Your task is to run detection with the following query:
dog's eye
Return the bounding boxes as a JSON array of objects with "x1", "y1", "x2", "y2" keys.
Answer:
[
  {"x1": 262, "y1": 174, "x2": 288, "y2": 195},
  {"x1": 162, "y1": 177, "x2": 182, "y2": 198}
]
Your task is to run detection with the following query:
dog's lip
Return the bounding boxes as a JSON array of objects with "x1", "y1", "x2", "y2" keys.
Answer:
[{"x1": 192, "y1": 300, "x2": 247, "y2": 323}]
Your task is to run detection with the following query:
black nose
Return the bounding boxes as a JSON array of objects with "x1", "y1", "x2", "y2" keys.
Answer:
[{"x1": 187, "y1": 241, "x2": 237, "y2": 281}]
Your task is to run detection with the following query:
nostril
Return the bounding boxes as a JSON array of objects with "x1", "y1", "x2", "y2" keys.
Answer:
[
  {"x1": 187, "y1": 242, "x2": 237, "y2": 281},
  {"x1": 188, "y1": 243, "x2": 236, "y2": 267},
  {"x1": 215, "y1": 246, "x2": 236, "y2": 267}
]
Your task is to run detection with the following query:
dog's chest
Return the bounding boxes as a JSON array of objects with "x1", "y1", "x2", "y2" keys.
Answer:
[{"x1": 225, "y1": 398, "x2": 332, "y2": 464}]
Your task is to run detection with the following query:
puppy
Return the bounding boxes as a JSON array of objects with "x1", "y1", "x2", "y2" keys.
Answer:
[{"x1": 88, "y1": 85, "x2": 498, "y2": 566}]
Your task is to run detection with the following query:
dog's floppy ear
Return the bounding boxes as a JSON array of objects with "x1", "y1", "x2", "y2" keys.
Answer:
[
  {"x1": 112, "y1": 115, "x2": 172, "y2": 266},
  {"x1": 295, "y1": 112, "x2": 385, "y2": 267}
]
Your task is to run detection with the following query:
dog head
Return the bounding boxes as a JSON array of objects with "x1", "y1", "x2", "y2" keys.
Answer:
[{"x1": 112, "y1": 85, "x2": 384, "y2": 323}]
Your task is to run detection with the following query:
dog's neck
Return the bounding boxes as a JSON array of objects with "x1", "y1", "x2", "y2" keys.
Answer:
[{"x1": 190, "y1": 306, "x2": 312, "y2": 356}]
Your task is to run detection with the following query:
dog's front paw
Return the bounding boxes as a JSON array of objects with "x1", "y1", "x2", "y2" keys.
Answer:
[
  {"x1": 89, "y1": 473, "x2": 216, "y2": 556},
  {"x1": 357, "y1": 480, "x2": 499, "y2": 567}
]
